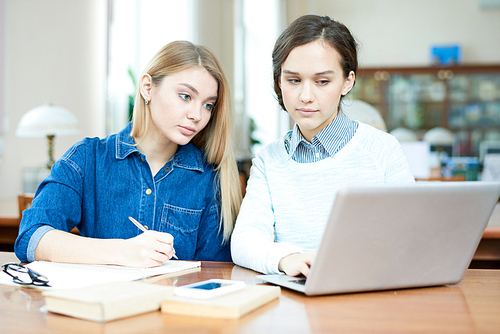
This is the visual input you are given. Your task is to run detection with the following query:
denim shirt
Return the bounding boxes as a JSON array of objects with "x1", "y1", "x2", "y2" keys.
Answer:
[{"x1": 14, "y1": 123, "x2": 231, "y2": 263}]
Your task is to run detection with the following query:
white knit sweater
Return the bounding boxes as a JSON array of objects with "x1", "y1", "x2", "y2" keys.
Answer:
[{"x1": 231, "y1": 122, "x2": 415, "y2": 274}]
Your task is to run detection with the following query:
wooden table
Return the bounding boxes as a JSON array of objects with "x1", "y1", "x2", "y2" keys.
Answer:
[
  {"x1": 0, "y1": 252, "x2": 499, "y2": 333},
  {"x1": 472, "y1": 226, "x2": 500, "y2": 268}
]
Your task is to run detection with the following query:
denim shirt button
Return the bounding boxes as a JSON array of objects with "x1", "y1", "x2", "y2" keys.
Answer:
[
  {"x1": 165, "y1": 167, "x2": 169, "y2": 171},
  {"x1": 146, "y1": 189, "x2": 152, "y2": 195}
]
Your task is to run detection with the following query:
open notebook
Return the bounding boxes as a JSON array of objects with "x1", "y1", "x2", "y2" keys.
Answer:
[
  {"x1": 257, "y1": 181, "x2": 500, "y2": 296},
  {"x1": 0, "y1": 260, "x2": 201, "y2": 290}
]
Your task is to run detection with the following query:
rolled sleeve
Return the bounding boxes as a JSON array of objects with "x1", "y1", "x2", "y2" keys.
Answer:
[
  {"x1": 26, "y1": 225, "x2": 55, "y2": 262},
  {"x1": 14, "y1": 153, "x2": 83, "y2": 263}
]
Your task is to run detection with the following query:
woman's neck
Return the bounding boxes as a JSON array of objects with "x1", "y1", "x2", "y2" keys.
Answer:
[{"x1": 136, "y1": 133, "x2": 178, "y2": 177}]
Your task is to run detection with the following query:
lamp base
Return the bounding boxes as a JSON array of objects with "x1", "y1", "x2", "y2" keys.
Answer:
[{"x1": 47, "y1": 134, "x2": 55, "y2": 170}]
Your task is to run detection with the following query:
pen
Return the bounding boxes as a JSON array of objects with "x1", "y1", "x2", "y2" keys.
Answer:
[{"x1": 128, "y1": 216, "x2": 178, "y2": 259}]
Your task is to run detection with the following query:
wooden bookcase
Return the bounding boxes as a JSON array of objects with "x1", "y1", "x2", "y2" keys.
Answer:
[{"x1": 350, "y1": 64, "x2": 500, "y2": 157}]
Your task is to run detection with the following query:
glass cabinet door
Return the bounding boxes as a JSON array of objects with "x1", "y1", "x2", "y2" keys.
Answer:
[
  {"x1": 386, "y1": 73, "x2": 447, "y2": 131},
  {"x1": 350, "y1": 66, "x2": 500, "y2": 158}
]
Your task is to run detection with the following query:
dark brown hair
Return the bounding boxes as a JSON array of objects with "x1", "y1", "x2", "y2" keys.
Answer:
[{"x1": 272, "y1": 15, "x2": 358, "y2": 111}]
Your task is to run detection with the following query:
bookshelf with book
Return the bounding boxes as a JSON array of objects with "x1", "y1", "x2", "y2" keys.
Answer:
[{"x1": 350, "y1": 64, "x2": 500, "y2": 158}]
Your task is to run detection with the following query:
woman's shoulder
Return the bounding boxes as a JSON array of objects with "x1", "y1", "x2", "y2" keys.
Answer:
[
  {"x1": 355, "y1": 123, "x2": 400, "y2": 147},
  {"x1": 61, "y1": 133, "x2": 118, "y2": 160},
  {"x1": 350, "y1": 123, "x2": 407, "y2": 164},
  {"x1": 254, "y1": 135, "x2": 288, "y2": 162}
]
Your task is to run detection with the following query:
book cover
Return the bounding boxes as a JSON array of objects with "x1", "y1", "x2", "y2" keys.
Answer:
[
  {"x1": 42, "y1": 281, "x2": 173, "y2": 322},
  {"x1": 161, "y1": 285, "x2": 281, "y2": 319}
]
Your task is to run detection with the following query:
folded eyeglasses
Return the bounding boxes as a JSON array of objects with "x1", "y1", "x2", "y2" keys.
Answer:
[{"x1": 1, "y1": 263, "x2": 51, "y2": 287}]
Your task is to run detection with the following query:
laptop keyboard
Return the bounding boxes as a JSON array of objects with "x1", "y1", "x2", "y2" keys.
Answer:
[{"x1": 291, "y1": 279, "x2": 306, "y2": 285}]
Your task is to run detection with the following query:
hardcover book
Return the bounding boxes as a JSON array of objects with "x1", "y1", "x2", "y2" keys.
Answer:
[
  {"x1": 42, "y1": 281, "x2": 172, "y2": 322},
  {"x1": 161, "y1": 285, "x2": 281, "y2": 319}
]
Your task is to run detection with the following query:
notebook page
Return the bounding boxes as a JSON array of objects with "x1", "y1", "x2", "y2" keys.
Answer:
[{"x1": 24, "y1": 260, "x2": 201, "y2": 290}]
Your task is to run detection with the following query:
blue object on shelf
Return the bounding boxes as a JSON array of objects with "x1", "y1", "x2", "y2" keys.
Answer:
[
  {"x1": 431, "y1": 45, "x2": 461, "y2": 66},
  {"x1": 442, "y1": 157, "x2": 479, "y2": 181}
]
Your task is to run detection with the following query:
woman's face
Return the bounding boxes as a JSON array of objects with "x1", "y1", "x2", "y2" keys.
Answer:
[
  {"x1": 143, "y1": 66, "x2": 218, "y2": 146},
  {"x1": 279, "y1": 40, "x2": 355, "y2": 142}
]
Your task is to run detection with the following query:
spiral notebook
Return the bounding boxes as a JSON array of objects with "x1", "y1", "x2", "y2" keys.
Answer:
[{"x1": 0, "y1": 260, "x2": 201, "y2": 290}]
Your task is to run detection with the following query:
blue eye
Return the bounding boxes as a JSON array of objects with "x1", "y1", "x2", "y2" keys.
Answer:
[
  {"x1": 318, "y1": 80, "x2": 330, "y2": 85},
  {"x1": 180, "y1": 93, "x2": 191, "y2": 101},
  {"x1": 287, "y1": 78, "x2": 300, "y2": 84},
  {"x1": 204, "y1": 103, "x2": 214, "y2": 111}
]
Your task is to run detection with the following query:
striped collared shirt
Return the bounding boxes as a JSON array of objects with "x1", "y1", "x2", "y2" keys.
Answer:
[{"x1": 284, "y1": 111, "x2": 359, "y2": 163}]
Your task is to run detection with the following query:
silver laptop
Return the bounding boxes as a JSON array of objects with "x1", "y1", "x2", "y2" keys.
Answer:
[{"x1": 257, "y1": 181, "x2": 500, "y2": 296}]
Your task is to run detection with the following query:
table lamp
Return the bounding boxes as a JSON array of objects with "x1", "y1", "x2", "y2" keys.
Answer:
[
  {"x1": 389, "y1": 127, "x2": 418, "y2": 142},
  {"x1": 16, "y1": 104, "x2": 80, "y2": 169},
  {"x1": 423, "y1": 127, "x2": 454, "y2": 146}
]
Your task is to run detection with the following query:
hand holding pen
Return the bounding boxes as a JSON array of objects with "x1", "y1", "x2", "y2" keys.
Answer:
[{"x1": 128, "y1": 216, "x2": 178, "y2": 260}]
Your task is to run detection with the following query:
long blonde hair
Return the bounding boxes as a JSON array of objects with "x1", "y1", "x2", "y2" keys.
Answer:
[{"x1": 131, "y1": 41, "x2": 241, "y2": 243}]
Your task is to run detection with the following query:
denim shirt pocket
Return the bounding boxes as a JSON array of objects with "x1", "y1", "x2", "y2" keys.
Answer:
[{"x1": 160, "y1": 203, "x2": 203, "y2": 259}]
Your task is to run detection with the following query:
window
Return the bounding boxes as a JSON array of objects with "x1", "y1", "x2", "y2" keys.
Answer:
[
  {"x1": 107, "y1": 0, "x2": 287, "y2": 157},
  {"x1": 0, "y1": 0, "x2": 5, "y2": 135},
  {"x1": 234, "y1": 0, "x2": 288, "y2": 157},
  {"x1": 107, "y1": 0, "x2": 197, "y2": 134}
]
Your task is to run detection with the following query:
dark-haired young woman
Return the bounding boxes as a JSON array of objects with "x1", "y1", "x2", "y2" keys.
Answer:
[{"x1": 231, "y1": 15, "x2": 414, "y2": 277}]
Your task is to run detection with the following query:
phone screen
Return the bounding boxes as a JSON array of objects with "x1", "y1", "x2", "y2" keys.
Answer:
[{"x1": 191, "y1": 282, "x2": 231, "y2": 290}]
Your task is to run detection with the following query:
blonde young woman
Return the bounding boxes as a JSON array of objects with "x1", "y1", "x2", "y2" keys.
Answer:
[{"x1": 16, "y1": 41, "x2": 241, "y2": 266}]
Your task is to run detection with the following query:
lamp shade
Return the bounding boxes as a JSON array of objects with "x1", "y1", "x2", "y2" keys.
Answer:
[
  {"x1": 16, "y1": 104, "x2": 80, "y2": 137},
  {"x1": 341, "y1": 99, "x2": 387, "y2": 132},
  {"x1": 423, "y1": 127, "x2": 454, "y2": 146},
  {"x1": 390, "y1": 127, "x2": 418, "y2": 142}
]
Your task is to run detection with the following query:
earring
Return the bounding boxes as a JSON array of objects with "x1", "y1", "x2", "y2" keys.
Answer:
[{"x1": 145, "y1": 100, "x2": 149, "y2": 105}]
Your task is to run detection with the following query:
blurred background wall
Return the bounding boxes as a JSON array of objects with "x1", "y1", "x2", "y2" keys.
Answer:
[{"x1": 0, "y1": 0, "x2": 499, "y2": 205}]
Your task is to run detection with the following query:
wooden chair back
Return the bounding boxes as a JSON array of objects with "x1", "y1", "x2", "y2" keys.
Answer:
[
  {"x1": 17, "y1": 193, "x2": 80, "y2": 235},
  {"x1": 18, "y1": 193, "x2": 35, "y2": 219}
]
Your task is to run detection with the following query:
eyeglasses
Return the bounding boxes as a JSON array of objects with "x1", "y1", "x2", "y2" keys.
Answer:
[{"x1": 1, "y1": 263, "x2": 51, "y2": 287}]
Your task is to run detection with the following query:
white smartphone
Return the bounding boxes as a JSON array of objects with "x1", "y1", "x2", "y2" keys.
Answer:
[{"x1": 173, "y1": 279, "x2": 246, "y2": 299}]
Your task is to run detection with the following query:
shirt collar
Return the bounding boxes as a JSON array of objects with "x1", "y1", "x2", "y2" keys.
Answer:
[
  {"x1": 116, "y1": 122, "x2": 138, "y2": 159},
  {"x1": 315, "y1": 110, "x2": 354, "y2": 156},
  {"x1": 115, "y1": 122, "x2": 205, "y2": 172},
  {"x1": 287, "y1": 110, "x2": 354, "y2": 158},
  {"x1": 287, "y1": 124, "x2": 305, "y2": 159}
]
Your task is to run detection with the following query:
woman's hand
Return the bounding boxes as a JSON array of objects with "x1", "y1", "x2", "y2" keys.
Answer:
[
  {"x1": 120, "y1": 231, "x2": 176, "y2": 267},
  {"x1": 278, "y1": 250, "x2": 317, "y2": 277},
  {"x1": 35, "y1": 229, "x2": 176, "y2": 267}
]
